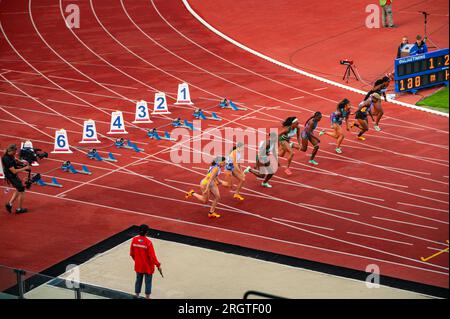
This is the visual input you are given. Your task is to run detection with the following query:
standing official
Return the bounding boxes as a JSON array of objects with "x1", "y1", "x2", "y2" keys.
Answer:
[
  {"x1": 380, "y1": 0, "x2": 395, "y2": 28},
  {"x1": 130, "y1": 224, "x2": 162, "y2": 299}
]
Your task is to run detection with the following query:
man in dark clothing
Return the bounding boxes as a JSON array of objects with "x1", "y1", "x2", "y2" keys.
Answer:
[
  {"x1": 410, "y1": 35, "x2": 428, "y2": 55},
  {"x1": 397, "y1": 36, "x2": 409, "y2": 58},
  {"x1": 364, "y1": 75, "x2": 391, "y2": 101},
  {"x1": 2, "y1": 144, "x2": 30, "y2": 214},
  {"x1": 130, "y1": 224, "x2": 162, "y2": 299}
]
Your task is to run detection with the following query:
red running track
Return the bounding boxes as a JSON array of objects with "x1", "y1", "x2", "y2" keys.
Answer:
[
  {"x1": 188, "y1": 0, "x2": 450, "y2": 104},
  {"x1": 0, "y1": 0, "x2": 448, "y2": 289}
]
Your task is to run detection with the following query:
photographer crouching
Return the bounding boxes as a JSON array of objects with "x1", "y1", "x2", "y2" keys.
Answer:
[{"x1": 2, "y1": 144, "x2": 30, "y2": 214}]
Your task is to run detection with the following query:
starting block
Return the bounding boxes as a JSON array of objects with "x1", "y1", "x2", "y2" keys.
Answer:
[
  {"x1": 61, "y1": 161, "x2": 92, "y2": 175},
  {"x1": 115, "y1": 138, "x2": 144, "y2": 152},
  {"x1": 172, "y1": 118, "x2": 183, "y2": 127},
  {"x1": 87, "y1": 150, "x2": 118, "y2": 162},
  {"x1": 219, "y1": 99, "x2": 247, "y2": 111},
  {"x1": 36, "y1": 177, "x2": 62, "y2": 188},
  {"x1": 147, "y1": 129, "x2": 175, "y2": 141},
  {"x1": 171, "y1": 118, "x2": 197, "y2": 130},
  {"x1": 183, "y1": 119, "x2": 199, "y2": 131},
  {"x1": 193, "y1": 109, "x2": 207, "y2": 120},
  {"x1": 209, "y1": 112, "x2": 222, "y2": 121}
]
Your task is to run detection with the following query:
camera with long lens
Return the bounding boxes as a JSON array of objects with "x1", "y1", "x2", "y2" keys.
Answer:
[
  {"x1": 340, "y1": 59, "x2": 354, "y2": 66},
  {"x1": 19, "y1": 147, "x2": 48, "y2": 165},
  {"x1": 17, "y1": 141, "x2": 48, "y2": 189}
]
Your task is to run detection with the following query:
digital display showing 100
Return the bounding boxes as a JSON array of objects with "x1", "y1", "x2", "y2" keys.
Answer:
[{"x1": 394, "y1": 48, "x2": 449, "y2": 93}]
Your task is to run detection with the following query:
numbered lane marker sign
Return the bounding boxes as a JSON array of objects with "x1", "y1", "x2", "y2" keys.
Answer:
[
  {"x1": 151, "y1": 92, "x2": 171, "y2": 115},
  {"x1": 133, "y1": 100, "x2": 153, "y2": 124},
  {"x1": 51, "y1": 129, "x2": 73, "y2": 154},
  {"x1": 80, "y1": 120, "x2": 101, "y2": 144},
  {"x1": 107, "y1": 111, "x2": 128, "y2": 135},
  {"x1": 175, "y1": 82, "x2": 193, "y2": 105}
]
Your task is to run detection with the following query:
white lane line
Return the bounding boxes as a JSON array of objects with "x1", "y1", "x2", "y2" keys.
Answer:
[
  {"x1": 300, "y1": 203, "x2": 360, "y2": 216},
  {"x1": 313, "y1": 87, "x2": 327, "y2": 91},
  {"x1": 290, "y1": 96, "x2": 304, "y2": 100},
  {"x1": 325, "y1": 189, "x2": 385, "y2": 202},
  {"x1": 198, "y1": 97, "x2": 219, "y2": 102},
  {"x1": 380, "y1": 123, "x2": 425, "y2": 131},
  {"x1": 383, "y1": 116, "x2": 449, "y2": 134},
  {"x1": 22, "y1": 0, "x2": 450, "y2": 255},
  {"x1": 421, "y1": 188, "x2": 449, "y2": 196},
  {"x1": 0, "y1": 91, "x2": 35, "y2": 99},
  {"x1": 0, "y1": 78, "x2": 134, "y2": 101},
  {"x1": 272, "y1": 217, "x2": 334, "y2": 231},
  {"x1": 347, "y1": 232, "x2": 414, "y2": 246},
  {"x1": 100, "y1": 82, "x2": 138, "y2": 90},
  {"x1": 412, "y1": 155, "x2": 449, "y2": 164},
  {"x1": 0, "y1": 68, "x2": 39, "y2": 75},
  {"x1": 48, "y1": 75, "x2": 89, "y2": 82},
  {"x1": 353, "y1": 177, "x2": 409, "y2": 189},
  {"x1": 181, "y1": 0, "x2": 448, "y2": 117},
  {"x1": 5, "y1": 185, "x2": 448, "y2": 276},
  {"x1": 427, "y1": 247, "x2": 449, "y2": 253},
  {"x1": 397, "y1": 202, "x2": 449, "y2": 213},
  {"x1": 329, "y1": 143, "x2": 383, "y2": 153},
  {"x1": 372, "y1": 216, "x2": 439, "y2": 230}
]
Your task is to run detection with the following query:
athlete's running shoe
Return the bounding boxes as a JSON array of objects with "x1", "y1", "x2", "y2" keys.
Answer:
[
  {"x1": 358, "y1": 136, "x2": 366, "y2": 141},
  {"x1": 319, "y1": 130, "x2": 325, "y2": 136},
  {"x1": 233, "y1": 194, "x2": 245, "y2": 201},
  {"x1": 285, "y1": 168, "x2": 293, "y2": 176},
  {"x1": 244, "y1": 166, "x2": 252, "y2": 174},
  {"x1": 185, "y1": 189, "x2": 195, "y2": 199},
  {"x1": 335, "y1": 148, "x2": 342, "y2": 154},
  {"x1": 208, "y1": 212, "x2": 221, "y2": 218},
  {"x1": 261, "y1": 182, "x2": 273, "y2": 188},
  {"x1": 309, "y1": 160, "x2": 319, "y2": 166},
  {"x1": 374, "y1": 125, "x2": 382, "y2": 132},
  {"x1": 289, "y1": 142, "x2": 295, "y2": 148}
]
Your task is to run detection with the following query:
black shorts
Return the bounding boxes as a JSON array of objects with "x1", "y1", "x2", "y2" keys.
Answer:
[
  {"x1": 8, "y1": 176, "x2": 25, "y2": 192},
  {"x1": 355, "y1": 111, "x2": 368, "y2": 121}
]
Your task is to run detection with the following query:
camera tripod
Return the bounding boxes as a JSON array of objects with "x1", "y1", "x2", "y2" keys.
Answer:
[
  {"x1": 342, "y1": 64, "x2": 359, "y2": 83},
  {"x1": 420, "y1": 11, "x2": 438, "y2": 49}
]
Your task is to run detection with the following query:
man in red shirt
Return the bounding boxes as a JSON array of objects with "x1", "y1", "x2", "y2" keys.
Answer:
[{"x1": 130, "y1": 224, "x2": 162, "y2": 299}]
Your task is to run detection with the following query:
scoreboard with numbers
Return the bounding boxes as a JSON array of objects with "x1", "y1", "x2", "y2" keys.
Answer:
[{"x1": 394, "y1": 48, "x2": 449, "y2": 93}]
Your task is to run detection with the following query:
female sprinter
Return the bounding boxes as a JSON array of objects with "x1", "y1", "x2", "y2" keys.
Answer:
[
  {"x1": 300, "y1": 112, "x2": 322, "y2": 165},
  {"x1": 278, "y1": 117, "x2": 301, "y2": 176},
  {"x1": 352, "y1": 93, "x2": 377, "y2": 141},
  {"x1": 244, "y1": 132, "x2": 278, "y2": 188},
  {"x1": 370, "y1": 92, "x2": 384, "y2": 132},
  {"x1": 224, "y1": 142, "x2": 246, "y2": 201},
  {"x1": 319, "y1": 99, "x2": 352, "y2": 154},
  {"x1": 185, "y1": 156, "x2": 226, "y2": 218}
]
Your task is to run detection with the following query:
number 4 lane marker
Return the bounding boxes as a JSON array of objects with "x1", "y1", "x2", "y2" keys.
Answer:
[{"x1": 107, "y1": 111, "x2": 128, "y2": 135}]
